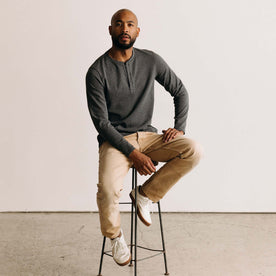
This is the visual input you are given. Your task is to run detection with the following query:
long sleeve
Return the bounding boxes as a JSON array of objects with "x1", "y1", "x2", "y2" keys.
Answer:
[
  {"x1": 154, "y1": 53, "x2": 189, "y2": 133},
  {"x1": 86, "y1": 68, "x2": 135, "y2": 157}
]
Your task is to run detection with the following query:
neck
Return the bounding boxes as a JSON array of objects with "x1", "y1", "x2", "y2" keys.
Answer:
[{"x1": 108, "y1": 46, "x2": 133, "y2": 62}]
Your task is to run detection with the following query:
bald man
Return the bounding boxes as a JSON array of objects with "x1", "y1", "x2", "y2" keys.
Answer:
[{"x1": 86, "y1": 9, "x2": 202, "y2": 266}]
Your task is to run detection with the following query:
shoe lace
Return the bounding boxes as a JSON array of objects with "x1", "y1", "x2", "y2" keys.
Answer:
[
  {"x1": 141, "y1": 196, "x2": 152, "y2": 213},
  {"x1": 140, "y1": 195, "x2": 151, "y2": 205},
  {"x1": 112, "y1": 237, "x2": 128, "y2": 255},
  {"x1": 144, "y1": 198, "x2": 154, "y2": 215},
  {"x1": 136, "y1": 191, "x2": 153, "y2": 216}
]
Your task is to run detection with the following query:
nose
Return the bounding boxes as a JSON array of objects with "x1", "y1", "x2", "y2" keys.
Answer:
[{"x1": 122, "y1": 23, "x2": 129, "y2": 33}]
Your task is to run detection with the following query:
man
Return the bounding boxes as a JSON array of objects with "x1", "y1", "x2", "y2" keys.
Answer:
[{"x1": 86, "y1": 9, "x2": 202, "y2": 266}]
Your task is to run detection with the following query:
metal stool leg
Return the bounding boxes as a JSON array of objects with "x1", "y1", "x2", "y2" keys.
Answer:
[
  {"x1": 97, "y1": 236, "x2": 106, "y2": 276},
  {"x1": 157, "y1": 202, "x2": 169, "y2": 275},
  {"x1": 129, "y1": 168, "x2": 135, "y2": 267},
  {"x1": 134, "y1": 167, "x2": 138, "y2": 276}
]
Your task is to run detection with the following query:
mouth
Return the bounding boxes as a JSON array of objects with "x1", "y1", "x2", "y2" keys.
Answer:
[{"x1": 120, "y1": 35, "x2": 130, "y2": 40}]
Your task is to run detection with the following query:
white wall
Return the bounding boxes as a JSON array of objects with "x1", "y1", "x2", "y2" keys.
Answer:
[{"x1": 0, "y1": 0, "x2": 275, "y2": 212}]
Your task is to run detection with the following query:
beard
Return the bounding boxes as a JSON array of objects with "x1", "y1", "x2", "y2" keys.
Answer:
[{"x1": 111, "y1": 34, "x2": 137, "y2": 49}]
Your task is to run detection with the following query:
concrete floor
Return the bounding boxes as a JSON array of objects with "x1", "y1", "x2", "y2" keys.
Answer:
[{"x1": 0, "y1": 213, "x2": 276, "y2": 276}]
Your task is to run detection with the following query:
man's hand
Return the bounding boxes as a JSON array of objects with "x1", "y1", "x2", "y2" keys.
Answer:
[
  {"x1": 129, "y1": 149, "x2": 156, "y2": 176},
  {"x1": 162, "y1": 128, "x2": 184, "y2": 143}
]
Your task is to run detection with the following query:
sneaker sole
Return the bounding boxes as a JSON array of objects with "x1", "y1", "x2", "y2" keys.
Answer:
[
  {"x1": 115, "y1": 253, "x2": 131, "y2": 266},
  {"x1": 129, "y1": 192, "x2": 151, "y2": 227}
]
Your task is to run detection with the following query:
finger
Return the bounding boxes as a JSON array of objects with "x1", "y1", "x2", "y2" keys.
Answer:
[
  {"x1": 172, "y1": 131, "x2": 181, "y2": 139},
  {"x1": 148, "y1": 159, "x2": 156, "y2": 172},
  {"x1": 140, "y1": 168, "x2": 148, "y2": 176},
  {"x1": 136, "y1": 160, "x2": 153, "y2": 175},
  {"x1": 142, "y1": 164, "x2": 152, "y2": 175},
  {"x1": 172, "y1": 130, "x2": 183, "y2": 139},
  {"x1": 168, "y1": 129, "x2": 182, "y2": 141},
  {"x1": 142, "y1": 171, "x2": 149, "y2": 176},
  {"x1": 145, "y1": 164, "x2": 155, "y2": 174},
  {"x1": 138, "y1": 170, "x2": 144, "y2": 176},
  {"x1": 144, "y1": 169, "x2": 153, "y2": 176},
  {"x1": 144, "y1": 159, "x2": 156, "y2": 175},
  {"x1": 171, "y1": 132, "x2": 178, "y2": 139},
  {"x1": 134, "y1": 164, "x2": 146, "y2": 176},
  {"x1": 166, "y1": 130, "x2": 177, "y2": 142},
  {"x1": 162, "y1": 129, "x2": 168, "y2": 141},
  {"x1": 137, "y1": 162, "x2": 155, "y2": 175},
  {"x1": 164, "y1": 129, "x2": 174, "y2": 142},
  {"x1": 163, "y1": 128, "x2": 172, "y2": 142},
  {"x1": 134, "y1": 164, "x2": 142, "y2": 175},
  {"x1": 165, "y1": 131, "x2": 172, "y2": 142},
  {"x1": 135, "y1": 166, "x2": 143, "y2": 176},
  {"x1": 147, "y1": 162, "x2": 156, "y2": 174}
]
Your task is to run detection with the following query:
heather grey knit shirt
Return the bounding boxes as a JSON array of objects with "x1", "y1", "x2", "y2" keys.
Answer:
[{"x1": 85, "y1": 47, "x2": 189, "y2": 157}]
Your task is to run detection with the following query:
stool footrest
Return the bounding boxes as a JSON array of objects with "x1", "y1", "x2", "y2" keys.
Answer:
[
  {"x1": 129, "y1": 244, "x2": 165, "y2": 253},
  {"x1": 131, "y1": 252, "x2": 163, "y2": 262},
  {"x1": 101, "y1": 245, "x2": 165, "y2": 257},
  {"x1": 103, "y1": 252, "x2": 113, "y2": 258}
]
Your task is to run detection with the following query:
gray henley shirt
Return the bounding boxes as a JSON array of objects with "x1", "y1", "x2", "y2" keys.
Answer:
[{"x1": 85, "y1": 47, "x2": 189, "y2": 157}]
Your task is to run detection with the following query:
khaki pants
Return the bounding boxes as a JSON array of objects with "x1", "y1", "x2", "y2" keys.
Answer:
[{"x1": 97, "y1": 132, "x2": 202, "y2": 239}]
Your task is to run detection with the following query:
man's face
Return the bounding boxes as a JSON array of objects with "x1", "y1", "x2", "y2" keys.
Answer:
[{"x1": 109, "y1": 11, "x2": 140, "y2": 49}]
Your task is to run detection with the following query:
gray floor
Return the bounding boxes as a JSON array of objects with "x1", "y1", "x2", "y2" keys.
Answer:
[{"x1": 0, "y1": 212, "x2": 276, "y2": 276}]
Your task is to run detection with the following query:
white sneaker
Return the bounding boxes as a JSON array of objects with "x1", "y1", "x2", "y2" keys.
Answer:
[
  {"x1": 110, "y1": 230, "x2": 131, "y2": 266},
  {"x1": 129, "y1": 186, "x2": 152, "y2": 226}
]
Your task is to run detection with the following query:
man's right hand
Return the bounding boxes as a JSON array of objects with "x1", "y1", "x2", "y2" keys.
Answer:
[{"x1": 129, "y1": 149, "x2": 156, "y2": 176}]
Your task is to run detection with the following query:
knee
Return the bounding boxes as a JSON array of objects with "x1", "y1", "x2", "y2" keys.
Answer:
[
  {"x1": 97, "y1": 182, "x2": 122, "y2": 204},
  {"x1": 180, "y1": 139, "x2": 203, "y2": 165}
]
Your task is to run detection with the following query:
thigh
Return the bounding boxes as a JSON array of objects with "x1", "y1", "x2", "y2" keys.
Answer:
[
  {"x1": 98, "y1": 142, "x2": 132, "y2": 194},
  {"x1": 143, "y1": 135, "x2": 198, "y2": 162}
]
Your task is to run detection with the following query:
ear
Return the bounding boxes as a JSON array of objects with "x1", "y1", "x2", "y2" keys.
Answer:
[
  {"x1": 136, "y1": 27, "x2": 140, "y2": 37},
  {"x1": 108, "y1": 25, "x2": 112, "y2": 35}
]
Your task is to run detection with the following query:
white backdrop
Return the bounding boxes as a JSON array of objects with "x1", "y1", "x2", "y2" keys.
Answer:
[{"x1": 0, "y1": 0, "x2": 275, "y2": 212}]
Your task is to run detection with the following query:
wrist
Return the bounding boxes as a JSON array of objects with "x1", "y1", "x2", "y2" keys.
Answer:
[
  {"x1": 174, "y1": 129, "x2": 184, "y2": 135},
  {"x1": 128, "y1": 148, "x2": 140, "y2": 159}
]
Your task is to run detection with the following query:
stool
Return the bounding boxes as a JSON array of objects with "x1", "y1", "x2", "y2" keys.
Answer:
[{"x1": 97, "y1": 165, "x2": 169, "y2": 276}]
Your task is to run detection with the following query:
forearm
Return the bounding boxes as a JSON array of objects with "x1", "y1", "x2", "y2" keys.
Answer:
[
  {"x1": 93, "y1": 117, "x2": 135, "y2": 157},
  {"x1": 173, "y1": 88, "x2": 189, "y2": 133}
]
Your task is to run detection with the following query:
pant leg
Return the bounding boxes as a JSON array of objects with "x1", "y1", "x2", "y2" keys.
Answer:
[
  {"x1": 140, "y1": 133, "x2": 202, "y2": 202},
  {"x1": 97, "y1": 134, "x2": 138, "y2": 239}
]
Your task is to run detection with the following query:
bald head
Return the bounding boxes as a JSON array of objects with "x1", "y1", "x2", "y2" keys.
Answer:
[
  {"x1": 109, "y1": 9, "x2": 140, "y2": 50},
  {"x1": 111, "y1": 9, "x2": 138, "y2": 26}
]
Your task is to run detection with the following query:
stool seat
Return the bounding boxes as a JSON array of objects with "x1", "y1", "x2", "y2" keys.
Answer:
[{"x1": 97, "y1": 165, "x2": 169, "y2": 276}]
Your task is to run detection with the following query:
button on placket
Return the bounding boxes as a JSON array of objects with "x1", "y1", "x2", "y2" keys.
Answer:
[{"x1": 124, "y1": 62, "x2": 134, "y2": 94}]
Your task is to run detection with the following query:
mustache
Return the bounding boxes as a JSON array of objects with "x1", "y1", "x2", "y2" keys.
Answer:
[{"x1": 120, "y1": 33, "x2": 131, "y2": 39}]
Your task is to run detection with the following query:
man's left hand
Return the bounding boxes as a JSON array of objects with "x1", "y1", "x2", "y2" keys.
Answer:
[{"x1": 162, "y1": 128, "x2": 184, "y2": 143}]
